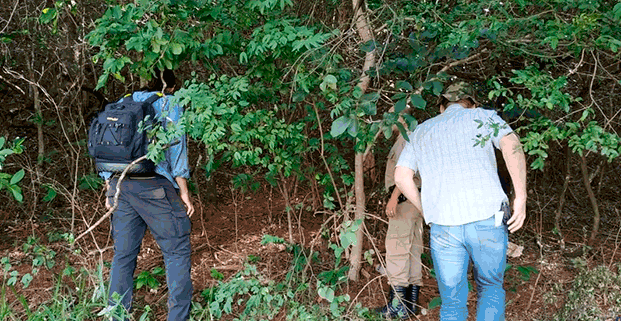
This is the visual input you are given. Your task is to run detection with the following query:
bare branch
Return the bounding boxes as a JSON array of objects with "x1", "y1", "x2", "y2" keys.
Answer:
[
  {"x1": 0, "y1": 0, "x2": 19, "y2": 34},
  {"x1": 73, "y1": 155, "x2": 149, "y2": 243}
]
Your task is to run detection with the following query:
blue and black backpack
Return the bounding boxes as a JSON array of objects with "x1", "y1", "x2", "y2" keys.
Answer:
[{"x1": 88, "y1": 93, "x2": 163, "y2": 173}]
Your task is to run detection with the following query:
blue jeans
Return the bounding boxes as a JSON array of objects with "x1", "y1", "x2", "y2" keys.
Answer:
[
  {"x1": 107, "y1": 176, "x2": 192, "y2": 321},
  {"x1": 430, "y1": 216, "x2": 507, "y2": 321}
]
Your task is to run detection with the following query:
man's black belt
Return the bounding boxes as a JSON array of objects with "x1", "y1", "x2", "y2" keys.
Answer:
[{"x1": 112, "y1": 173, "x2": 158, "y2": 179}]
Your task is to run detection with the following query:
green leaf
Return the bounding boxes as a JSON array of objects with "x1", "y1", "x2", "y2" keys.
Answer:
[
  {"x1": 261, "y1": 234, "x2": 286, "y2": 245},
  {"x1": 360, "y1": 40, "x2": 377, "y2": 53},
  {"x1": 428, "y1": 297, "x2": 442, "y2": 310},
  {"x1": 517, "y1": 265, "x2": 538, "y2": 281},
  {"x1": 21, "y1": 273, "x2": 33, "y2": 288},
  {"x1": 152, "y1": 266, "x2": 165, "y2": 276},
  {"x1": 403, "y1": 114, "x2": 418, "y2": 132},
  {"x1": 431, "y1": 81, "x2": 443, "y2": 96},
  {"x1": 394, "y1": 98, "x2": 407, "y2": 113},
  {"x1": 340, "y1": 231, "x2": 357, "y2": 249},
  {"x1": 410, "y1": 95, "x2": 427, "y2": 109},
  {"x1": 331, "y1": 116, "x2": 351, "y2": 137},
  {"x1": 361, "y1": 92, "x2": 379, "y2": 102},
  {"x1": 8, "y1": 185, "x2": 23, "y2": 203},
  {"x1": 324, "y1": 75, "x2": 338, "y2": 84},
  {"x1": 7, "y1": 271, "x2": 18, "y2": 286},
  {"x1": 39, "y1": 8, "x2": 57, "y2": 25},
  {"x1": 0, "y1": 137, "x2": 5, "y2": 149},
  {"x1": 210, "y1": 268, "x2": 224, "y2": 281},
  {"x1": 95, "y1": 73, "x2": 109, "y2": 90},
  {"x1": 170, "y1": 42, "x2": 183, "y2": 55},
  {"x1": 42, "y1": 185, "x2": 57, "y2": 202},
  {"x1": 239, "y1": 52, "x2": 248, "y2": 64},
  {"x1": 614, "y1": 3, "x2": 621, "y2": 21},
  {"x1": 395, "y1": 81, "x2": 413, "y2": 92},
  {"x1": 318, "y1": 286, "x2": 335, "y2": 302},
  {"x1": 347, "y1": 119, "x2": 359, "y2": 137},
  {"x1": 364, "y1": 249, "x2": 375, "y2": 266},
  {"x1": 321, "y1": 75, "x2": 338, "y2": 91},
  {"x1": 10, "y1": 169, "x2": 25, "y2": 185}
]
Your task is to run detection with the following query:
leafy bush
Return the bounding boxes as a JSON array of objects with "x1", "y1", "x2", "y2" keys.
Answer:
[{"x1": 550, "y1": 265, "x2": 621, "y2": 320}]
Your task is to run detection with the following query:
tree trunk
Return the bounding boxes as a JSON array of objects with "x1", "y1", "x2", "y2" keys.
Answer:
[
  {"x1": 348, "y1": 0, "x2": 376, "y2": 281},
  {"x1": 553, "y1": 144, "x2": 571, "y2": 248},
  {"x1": 27, "y1": 58, "x2": 44, "y2": 169},
  {"x1": 348, "y1": 151, "x2": 366, "y2": 281},
  {"x1": 580, "y1": 154, "x2": 600, "y2": 242}
]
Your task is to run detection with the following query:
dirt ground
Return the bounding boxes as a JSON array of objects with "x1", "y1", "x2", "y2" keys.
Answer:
[
  {"x1": 2, "y1": 168, "x2": 621, "y2": 321},
  {"x1": 0, "y1": 111, "x2": 620, "y2": 320}
]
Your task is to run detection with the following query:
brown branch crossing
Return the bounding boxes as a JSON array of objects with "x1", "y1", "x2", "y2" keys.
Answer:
[{"x1": 74, "y1": 154, "x2": 149, "y2": 244}]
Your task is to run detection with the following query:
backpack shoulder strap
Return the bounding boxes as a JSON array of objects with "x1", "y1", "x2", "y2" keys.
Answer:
[
  {"x1": 121, "y1": 93, "x2": 134, "y2": 103},
  {"x1": 144, "y1": 92, "x2": 164, "y2": 105}
]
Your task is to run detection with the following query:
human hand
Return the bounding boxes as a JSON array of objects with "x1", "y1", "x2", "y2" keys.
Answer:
[
  {"x1": 508, "y1": 197, "x2": 526, "y2": 233},
  {"x1": 180, "y1": 192, "x2": 195, "y2": 217},
  {"x1": 386, "y1": 198, "x2": 398, "y2": 218}
]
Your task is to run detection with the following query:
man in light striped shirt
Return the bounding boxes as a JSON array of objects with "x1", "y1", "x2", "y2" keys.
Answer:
[{"x1": 395, "y1": 81, "x2": 527, "y2": 321}]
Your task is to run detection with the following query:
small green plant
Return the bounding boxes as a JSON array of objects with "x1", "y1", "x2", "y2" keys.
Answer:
[
  {"x1": 261, "y1": 234, "x2": 287, "y2": 245},
  {"x1": 550, "y1": 265, "x2": 621, "y2": 320},
  {"x1": 41, "y1": 184, "x2": 58, "y2": 202},
  {"x1": 0, "y1": 137, "x2": 25, "y2": 202},
  {"x1": 78, "y1": 173, "x2": 104, "y2": 190},
  {"x1": 1, "y1": 254, "x2": 116, "y2": 320},
  {"x1": 203, "y1": 264, "x2": 288, "y2": 319},
  {"x1": 210, "y1": 268, "x2": 224, "y2": 281},
  {"x1": 247, "y1": 255, "x2": 261, "y2": 263},
  {"x1": 22, "y1": 236, "x2": 56, "y2": 270},
  {"x1": 516, "y1": 265, "x2": 539, "y2": 281},
  {"x1": 191, "y1": 231, "x2": 372, "y2": 320},
  {"x1": 135, "y1": 267, "x2": 165, "y2": 290}
]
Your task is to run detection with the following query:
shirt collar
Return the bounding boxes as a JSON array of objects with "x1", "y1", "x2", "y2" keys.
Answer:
[{"x1": 445, "y1": 103, "x2": 465, "y2": 113}]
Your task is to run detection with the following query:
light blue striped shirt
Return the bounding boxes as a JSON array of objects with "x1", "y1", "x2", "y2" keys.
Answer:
[
  {"x1": 99, "y1": 91, "x2": 190, "y2": 189},
  {"x1": 397, "y1": 104, "x2": 513, "y2": 226}
]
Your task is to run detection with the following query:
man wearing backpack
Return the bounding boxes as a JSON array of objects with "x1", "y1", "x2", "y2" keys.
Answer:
[
  {"x1": 395, "y1": 81, "x2": 527, "y2": 321},
  {"x1": 98, "y1": 70, "x2": 194, "y2": 321}
]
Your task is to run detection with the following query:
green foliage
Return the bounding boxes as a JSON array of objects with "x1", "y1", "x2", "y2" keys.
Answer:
[
  {"x1": 428, "y1": 296, "x2": 442, "y2": 310},
  {"x1": 135, "y1": 267, "x2": 165, "y2": 290},
  {"x1": 41, "y1": 184, "x2": 58, "y2": 202},
  {"x1": 261, "y1": 234, "x2": 287, "y2": 245},
  {"x1": 22, "y1": 236, "x2": 57, "y2": 271},
  {"x1": 549, "y1": 265, "x2": 621, "y2": 320},
  {"x1": 78, "y1": 174, "x2": 104, "y2": 191},
  {"x1": 191, "y1": 229, "x2": 370, "y2": 320},
  {"x1": 0, "y1": 137, "x2": 25, "y2": 203},
  {"x1": 210, "y1": 268, "x2": 224, "y2": 281},
  {"x1": 0, "y1": 238, "x2": 147, "y2": 320},
  {"x1": 516, "y1": 265, "x2": 539, "y2": 281},
  {"x1": 200, "y1": 264, "x2": 288, "y2": 319},
  {"x1": 85, "y1": 0, "x2": 400, "y2": 213},
  {"x1": 174, "y1": 75, "x2": 312, "y2": 185}
]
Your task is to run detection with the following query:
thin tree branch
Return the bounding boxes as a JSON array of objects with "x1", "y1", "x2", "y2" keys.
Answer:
[
  {"x1": 0, "y1": 0, "x2": 19, "y2": 34},
  {"x1": 73, "y1": 154, "x2": 149, "y2": 243}
]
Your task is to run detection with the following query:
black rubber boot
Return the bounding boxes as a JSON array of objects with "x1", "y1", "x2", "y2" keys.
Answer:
[
  {"x1": 406, "y1": 285, "x2": 420, "y2": 315},
  {"x1": 377, "y1": 286, "x2": 410, "y2": 319}
]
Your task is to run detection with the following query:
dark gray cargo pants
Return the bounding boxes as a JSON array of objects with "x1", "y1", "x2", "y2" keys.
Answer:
[{"x1": 106, "y1": 175, "x2": 192, "y2": 321}]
